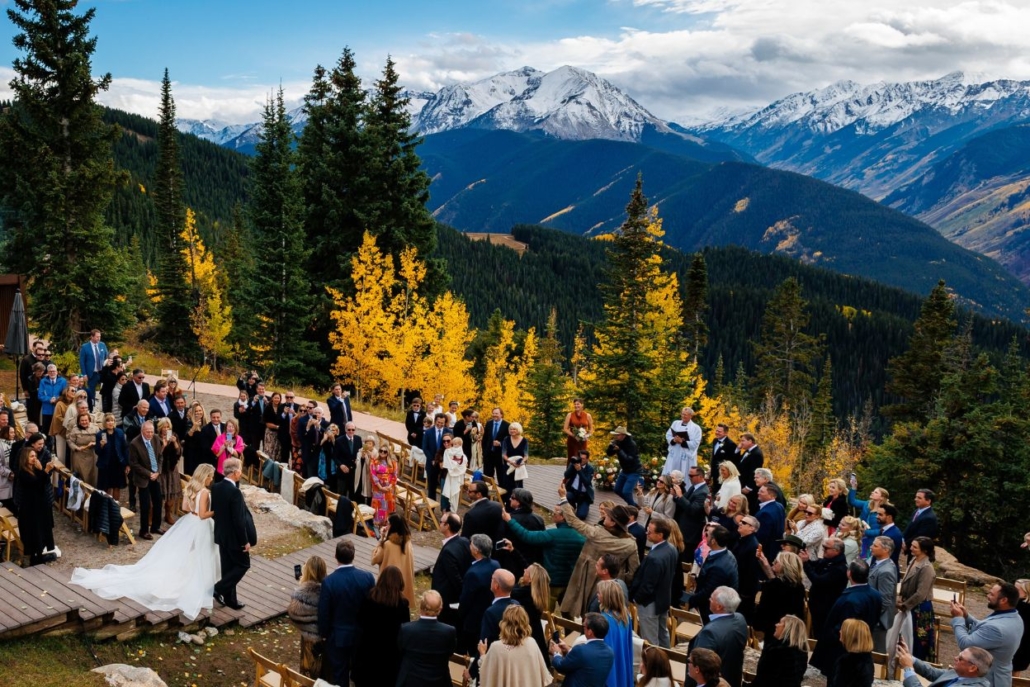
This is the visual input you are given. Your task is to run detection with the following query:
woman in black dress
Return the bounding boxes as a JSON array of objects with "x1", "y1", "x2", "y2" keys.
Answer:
[
  {"x1": 511, "y1": 562, "x2": 552, "y2": 668},
  {"x1": 95, "y1": 413, "x2": 129, "y2": 500},
  {"x1": 751, "y1": 614, "x2": 809, "y2": 687},
  {"x1": 351, "y1": 565, "x2": 410, "y2": 687},
  {"x1": 831, "y1": 619, "x2": 874, "y2": 687},
  {"x1": 182, "y1": 403, "x2": 207, "y2": 476},
  {"x1": 14, "y1": 444, "x2": 57, "y2": 565},
  {"x1": 501, "y1": 421, "x2": 529, "y2": 494},
  {"x1": 753, "y1": 549, "x2": 808, "y2": 637}
]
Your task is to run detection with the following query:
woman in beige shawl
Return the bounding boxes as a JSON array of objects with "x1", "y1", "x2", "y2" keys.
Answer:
[
  {"x1": 478, "y1": 605, "x2": 550, "y2": 687},
  {"x1": 557, "y1": 481, "x2": 640, "y2": 617}
]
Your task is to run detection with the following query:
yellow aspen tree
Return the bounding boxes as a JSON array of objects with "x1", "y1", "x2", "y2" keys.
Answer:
[
  {"x1": 480, "y1": 317, "x2": 516, "y2": 415},
  {"x1": 327, "y1": 232, "x2": 395, "y2": 402},
  {"x1": 481, "y1": 318, "x2": 537, "y2": 424},
  {"x1": 503, "y1": 327, "x2": 536, "y2": 427},
  {"x1": 180, "y1": 208, "x2": 233, "y2": 367},
  {"x1": 380, "y1": 246, "x2": 433, "y2": 409},
  {"x1": 423, "y1": 291, "x2": 477, "y2": 407}
]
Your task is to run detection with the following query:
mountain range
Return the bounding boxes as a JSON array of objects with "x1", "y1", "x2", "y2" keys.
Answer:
[
  {"x1": 173, "y1": 66, "x2": 1030, "y2": 318},
  {"x1": 690, "y1": 72, "x2": 1030, "y2": 283}
]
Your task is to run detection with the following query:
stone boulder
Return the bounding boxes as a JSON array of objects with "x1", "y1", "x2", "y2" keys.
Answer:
[
  {"x1": 935, "y1": 547, "x2": 1004, "y2": 587},
  {"x1": 242, "y1": 484, "x2": 333, "y2": 541},
  {"x1": 92, "y1": 665, "x2": 167, "y2": 687}
]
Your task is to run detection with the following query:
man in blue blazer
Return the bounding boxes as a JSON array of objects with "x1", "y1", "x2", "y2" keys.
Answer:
[
  {"x1": 458, "y1": 534, "x2": 500, "y2": 655},
  {"x1": 687, "y1": 586, "x2": 749, "y2": 687},
  {"x1": 422, "y1": 413, "x2": 452, "y2": 500},
  {"x1": 318, "y1": 539, "x2": 376, "y2": 687},
  {"x1": 326, "y1": 383, "x2": 352, "y2": 428},
  {"x1": 809, "y1": 560, "x2": 883, "y2": 676},
  {"x1": 754, "y1": 484, "x2": 786, "y2": 556},
  {"x1": 951, "y1": 582, "x2": 1024, "y2": 687},
  {"x1": 78, "y1": 329, "x2": 108, "y2": 411},
  {"x1": 551, "y1": 612, "x2": 615, "y2": 687},
  {"x1": 877, "y1": 504, "x2": 904, "y2": 569},
  {"x1": 686, "y1": 525, "x2": 738, "y2": 622}
]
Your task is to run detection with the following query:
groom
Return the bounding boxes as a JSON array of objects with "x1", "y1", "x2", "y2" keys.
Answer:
[{"x1": 212, "y1": 457, "x2": 257, "y2": 610}]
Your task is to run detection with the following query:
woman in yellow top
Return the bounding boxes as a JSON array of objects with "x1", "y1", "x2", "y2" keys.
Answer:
[{"x1": 371, "y1": 513, "x2": 416, "y2": 606}]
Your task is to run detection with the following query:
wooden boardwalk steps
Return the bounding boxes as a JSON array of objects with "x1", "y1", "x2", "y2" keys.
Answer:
[
  {"x1": 522, "y1": 463, "x2": 602, "y2": 524},
  {"x1": 0, "y1": 533, "x2": 438, "y2": 642}
]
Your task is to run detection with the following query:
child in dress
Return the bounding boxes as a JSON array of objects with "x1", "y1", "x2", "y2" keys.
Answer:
[{"x1": 441, "y1": 437, "x2": 467, "y2": 514}]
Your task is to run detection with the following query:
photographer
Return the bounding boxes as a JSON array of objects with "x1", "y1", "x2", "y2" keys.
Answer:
[
  {"x1": 563, "y1": 449, "x2": 595, "y2": 520},
  {"x1": 606, "y1": 426, "x2": 642, "y2": 507}
]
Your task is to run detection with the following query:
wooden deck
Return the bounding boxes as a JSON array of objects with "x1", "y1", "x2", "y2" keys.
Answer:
[
  {"x1": 522, "y1": 463, "x2": 603, "y2": 524},
  {"x1": 0, "y1": 533, "x2": 437, "y2": 642}
]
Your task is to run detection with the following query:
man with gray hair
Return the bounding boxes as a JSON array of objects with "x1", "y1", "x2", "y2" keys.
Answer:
[
  {"x1": 749, "y1": 467, "x2": 787, "y2": 513},
  {"x1": 868, "y1": 535, "x2": 898, "y2": 650},
  {"x1": 687, "y1": 585, "x2": 748, "y2": 687},
  {"x1": 128, "y1": 420, "x2": 164, "y2": 539},
  {"x1": 458, "y1": 533, "x2": 500, "y2": 655},
  {"x1": 898, "y1": 641, "x2": 992, "y2": 687},
  {"x1": 212, "y1": 457, "x2": 257, "y2": 611}
]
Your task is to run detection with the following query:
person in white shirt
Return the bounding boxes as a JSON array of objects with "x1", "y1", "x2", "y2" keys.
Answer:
[{"x1": 662, "y1": 407, "x2": 702, "y2": 477}]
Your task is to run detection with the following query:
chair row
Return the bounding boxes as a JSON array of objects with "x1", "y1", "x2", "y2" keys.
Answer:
[
  {"x1": 249, "y1": 646, "x2": 471, "y2": 687},
  {"x1": 52, "y1": 463, "x2": 136, "y2": 546}
]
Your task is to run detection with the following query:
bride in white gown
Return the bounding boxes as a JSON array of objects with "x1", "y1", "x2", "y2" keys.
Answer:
[{"x1": 71, "y1": 464, "x2": 221, "y2": 620}]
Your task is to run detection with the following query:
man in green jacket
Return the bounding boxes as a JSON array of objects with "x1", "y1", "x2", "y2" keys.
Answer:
[{"x1": 502, "y1": 506, "x2": 586, "y2": 603}]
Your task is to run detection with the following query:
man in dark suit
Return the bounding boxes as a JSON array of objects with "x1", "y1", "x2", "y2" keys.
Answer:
[
  {"x1": 277, "y1": 393, "x2": 300, "y2": 463},
  {"x1": 122, "y1": 399, "x2": 149, "y2": 442},
  {"x1": 146, "y1": 380, "x2": 172, "y2": 420},
  {"x1": 481, "y1": 407, "x2": 510, "y2": 480},
  {"x1": 673, "y1": 465, "x2": 710, "y2": 554},
  {"x1": 318, "y1": 538, "x2": 376, "y2": 687},
  {"x1": 20, "y1": 340, "x2": 46, "y2": 396},
  {"x1": 458, "y1": 534, "x2": 500, "y2": 655},
  {"x1": 118, "y1": 369, "x2": 150, "y2": 418},
  {"x1": 479, "y1": 569, "x2": 519, "y2": 645},
  {"x1": 211, "y1": 457, "x2": 257, "y2": 610},
  {"x1": 127, "y1": 421, "x2": 165, "y2": 539},
  {"x1": 422, "y1": 413, "x2": 452, "y2": 500},
  {"x1": 903, "y1": 488, "x2": 939, "y2": 556},
  {"x1": 564, "y1": 449, "x2": 595, "y2": 519},
  {"x1": 630, "y1": 516, "x2": 679, "y2": 648},
  {"x1": 686, "y1": 525, "x2": 738, "y2": 622},
  {"x1": 877, "y1": 504, "x2": 904, "y2": 569},
  {"x1": 803, "y1": 538, "x2": 849, "y2": 638},
  {"x1": 169, "y1": 395, "x2": 191, "y2": 442},
  {"x1": 461, "y1": 481, "x2": 504, "y2": 542},
  {"x1": 687, "y1": 586, "x2": 749, "y2": 687},
  {"x1": 396, "y1": 590, "x2": 457, "y2": 687},
  {"x1": 405, "y1": 397, "x2": 426, "y2": 448},
  {"x1": 78, "y1": 329, "x2": 108, "y2": 411},
  {"x1": 332, "y1": 422, "x2": 363, "y2": 497},
  {"x1": 432, "y1": 513, "x2": 472, "y2": 628},
  {"x1": 736, "y1": 433, "x2": 764, "y2": 504},
  {"x1": 754, "y1": 484, "x2": 786, "y2": 556},
  {"x1": 326, "y1": 383, "x2": 352, "y2": 429},
  {"x1": 709, "y1": 424, "x2": 737, "y2": 496},
  {"x1": 550, "y1": 612, "x2": 616, "y2": 687},
  {"x1": 199, "y1": 409, "x2": 226, "y2": 474},
  {"x1": 810, "y1": 559, "x2": 884, "y2": 677}
]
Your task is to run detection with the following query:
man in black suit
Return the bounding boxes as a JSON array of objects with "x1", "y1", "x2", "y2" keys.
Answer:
[
  {"x1": 432, "y1": 513, "x2": 472, "y2": 628},
  {"x1": 128, "y1": 421, "x2": 165, "y2": 539},
  {"x1": 686, "y1": 525, "x2": 739, "y2": 622},
  {"x1": 200, "y1": 409, "x2": 226, "y2": 477},
  {"x1": 318, "y1": 539, "x2": 376, "y2": 686},
  {"x1": 211, "y1": 457, "x2": 257, "y2": 610},
  {"x1": 479, "y1": 569, "x2": 519, "y2": 645},
  {"x1": 481, "y1": 407, "x2": 510, "y2": 480},
  {"x1": 118, "y1": 368, "x2": 150, "y2": 418},
  {"x1": 709, "y1": 424, "x2": 737, "y2": 496},
  {"x1": 396, "y1": 590, "x2": 456, "y2": 687},
  {"x1": 326, "y1": 383, "x2": 352, "y2": 429},
  {"x1": 736, "y1": 433, "x2": 764, "y2": 505},
  {"x1": 732, "y1": 515, "x2": 762, "y2": 622},
  {"x1": 687, "y1": 586, "x2": 749, "y2": 687},
  {"x1": 810, "y1": 559, "x2": 883, "y2": 678},
  {"x1": 405, "y1": 397, "x2": 426, "y2": 448},
  {"x1": 630, "y1": 516, "x2": 679, "y2": 648},
  {"x1": 458, "y1": 534, "x2": 501, "y2": 655},
  {"x1": 169, "y1": 395, "x2": 191, "y2": 442},
  {"x1": 277, "y1": 392, "x2": 300, "y2": 462},
  {"x1": 903, "y1": 488, "x2": 939, "y2": 556},
  {"x1": 877, "y1": 504, "x2": 904, "y2": 569},
  {"x1": 461, "y1": 481, "x2": 504, "y2": 542},
  {"x1": 332, "y1": 422, "x2": 363, "y2": 497},
  {"x1": 422, "y1": 413, "x2": 452, "y2": 500},
  {"x1": 673, "y1": 465, "x2": 710, "y2": 554}
]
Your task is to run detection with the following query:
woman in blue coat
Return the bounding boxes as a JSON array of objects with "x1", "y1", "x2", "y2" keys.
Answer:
[
  {"x1": 95, "y1": 413, "x2": 129, "y2": 501},
  {"x1": 847, "y1": 476, "x2": 889, "y2": 556}
]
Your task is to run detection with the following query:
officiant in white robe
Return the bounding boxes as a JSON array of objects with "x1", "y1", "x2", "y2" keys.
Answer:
[{"x1": 662, "y1": 407, "x2": 702, "y2": 476}]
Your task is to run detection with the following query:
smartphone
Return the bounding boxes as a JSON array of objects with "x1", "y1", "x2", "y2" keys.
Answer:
[
  {"x1": 294, "y1": 564, "x2": 302, "y2": 580},
  {"x1": 551, "y1": 630, "x2": 561, "y2": 643},
  {"x1": 952, "y1": 593, "x2": 957, "y2": 602}
]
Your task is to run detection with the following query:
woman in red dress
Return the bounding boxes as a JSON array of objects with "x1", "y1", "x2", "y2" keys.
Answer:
[{"x1": 562, "y1": 398, "x2": 593, "y2": 464}]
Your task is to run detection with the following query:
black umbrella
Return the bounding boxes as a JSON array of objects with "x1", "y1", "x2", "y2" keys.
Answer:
[{"x1": 5, "y1": 289, "x2": 28, "y2": 400}]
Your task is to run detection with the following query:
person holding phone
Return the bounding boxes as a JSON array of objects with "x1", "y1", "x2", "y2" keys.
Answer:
[{"x1": 156, "y1": 417, "x2": 182, "y2": 526}]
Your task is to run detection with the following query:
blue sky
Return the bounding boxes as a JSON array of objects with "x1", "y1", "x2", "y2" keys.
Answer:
[{"x1": 3, "y1": 0, "x2": 1030, "y2": 124}]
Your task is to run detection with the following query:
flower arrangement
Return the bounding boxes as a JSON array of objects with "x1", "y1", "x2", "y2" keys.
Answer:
[
  {"x1": 593, "y1": 455, "x2": 666, "y2": 491},
  {"x1": 574, "y1": 426, "x2": 589, "y2": 442}
]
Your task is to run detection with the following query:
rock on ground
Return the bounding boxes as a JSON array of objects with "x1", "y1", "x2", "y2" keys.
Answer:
[
  {"x1": 936, "y1": 547, "x2": 1004, "y2": 587},
  {"x1": 242, "y1": 485, "x2": 333, "y2": 541},
  {"x1": 92, "y1": 664, "x2": 167, "y2": 687}
]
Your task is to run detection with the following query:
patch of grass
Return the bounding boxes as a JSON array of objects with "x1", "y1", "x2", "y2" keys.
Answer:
[
  {"x1": 0, "y1": 634, "x2": 107, "y2": 687},
  {"x1": 258, "y1": 529, "x2": 322, "y2": 559}
]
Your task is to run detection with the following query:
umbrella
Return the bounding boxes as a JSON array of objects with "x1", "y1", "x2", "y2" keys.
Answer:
[{"x1": 5, "y1": 289, "x2": 28, "y2": 400}]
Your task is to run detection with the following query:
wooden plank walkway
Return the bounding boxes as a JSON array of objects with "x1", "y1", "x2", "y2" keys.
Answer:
[
  {"x1": 0, "y1": 533, "x2": 439, "y2": 642},
  {"x1": 522, "y1": 464, "x2": 603, "y2": 524}
]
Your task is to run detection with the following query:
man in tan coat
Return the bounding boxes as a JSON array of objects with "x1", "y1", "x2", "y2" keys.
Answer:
[{"x1": 128, "y1": 420, "x2": 165, "y2": 539}]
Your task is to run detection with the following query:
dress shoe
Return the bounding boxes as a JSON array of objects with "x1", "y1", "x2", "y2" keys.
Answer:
[
  {"x1": 139, "y1": 532, "x2": 153, "y2": 541},
  {"x1": 214, "y1": 593, "x2": 226, "y2": 607},
  {"x1": 227, "y1": 601, "x2": 246, "y2": 611},
  {"x1": 151, "y1": 528, "x2": 165, "y2": 536}
]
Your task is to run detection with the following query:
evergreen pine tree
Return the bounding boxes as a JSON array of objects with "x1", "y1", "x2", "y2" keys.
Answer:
[
  {"x1": 248, "y1": 88, "x2": 318, "y2": 383},
  {"x1": 526, "y1": 309, "x2": 573, "y2": 458},
  {"x1": 222, "y1": 203, "x2": 255, "y2": 354},
  {"x1": 883, "y1": 280, "x2": 957, "y2": 424},
  {"x1": 152, "y1": 69, "x2": 196, "y2": 356},
  {"x1": 0, "y1": 0, "x2": 132, "y2": 349},
  {"x1": 363, "y1": 56, "x2": 446, "y2": 297},
  {"x1": 752, "y1": 277, "x2": 823, "y2": 410},
  {"x1": 806, "y1": 357, "x2": 835, "y2": 455},
  {"x1": 683, "y1": 252, "x2": 709, "y2": 360}
]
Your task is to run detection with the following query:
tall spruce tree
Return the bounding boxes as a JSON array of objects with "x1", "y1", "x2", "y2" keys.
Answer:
[
  {"x1": 152, "y1": 69, "x2": 195, "y2": 355},
  {"x1": 222, "y1": 203, "x2": 255, "y2": 354},
  {"x1": 0, "y1": 0, "x2": 132, "y2": 349},
  {"x1": 752, "y1": 277, "x2": 822, "y2": 410},
  {"x1": 682, "y1": 252, "x2": 709, "y2": 360},
  {"x1": 884, "y1": 280, "x2": 957, "y2": 424},
  {"x1": 248, "y1": 88, "x2": 317, "y2": 383},
  {"x1": 805, "y1": 356, "x2": 835, "y2": 455},
  {"x1": 363, "y1": 56, "x2": 445, "y2": 297},
  {"x1": 526, "y1": 309, "x2": 572, "y2": 458}
]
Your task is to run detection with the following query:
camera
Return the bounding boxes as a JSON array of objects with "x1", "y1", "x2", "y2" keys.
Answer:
[{"x1": 569, "y1": 456, "x2": 580, "y2": 464}]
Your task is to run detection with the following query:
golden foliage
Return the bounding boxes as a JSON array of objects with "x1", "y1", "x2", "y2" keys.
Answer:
[
  {"x1": 180, "y1": 208, "x2": 232, "y2": 365},
  {"x1": 480, "y1": 316, "x2": 536, "y2": 426}
]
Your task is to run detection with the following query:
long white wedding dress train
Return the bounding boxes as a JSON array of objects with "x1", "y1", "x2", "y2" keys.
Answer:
[{"x1": 70, "y1": 491, "x2": 220, "y2": 621}]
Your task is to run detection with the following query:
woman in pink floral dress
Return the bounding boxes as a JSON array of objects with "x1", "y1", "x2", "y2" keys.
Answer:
[{"x1": 369, "y1": 446, "x2": 398, "y2": 527}]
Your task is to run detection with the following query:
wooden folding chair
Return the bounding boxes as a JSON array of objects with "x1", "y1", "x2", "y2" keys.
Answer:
[
  {"x1": 401, "y1": 482, "x2": 440, "y2": 532},
  {"x1": 353, "y1": 500, "x2": 375, "y2": 537},
  {"x1": 668, "y1": 607, "x2": 704, "y2": 645},
  {"x1": 282, "y1": 665, "x2": 315, "y2": 687},
  {"x1": 931, "y1": 577, "x2": 966, "y2": 620},
  {"x1": 480, "y1": 474, "x2": 506, "y2": 503},
  {"x1": 247, "y1": 647, "x2": 286, "y2": 687},
  {"x1": 549, "y1": 614, "x2": 584, "y2": 646},
  {"x1": 449, "y1": 653, "x2": 471, "y2": 687},
  {"x1": 0, "y1": 507, "x2": 24, "y2": 564},
  {"x1": 323, "y1": 488, "x2": 340, "y2": 520}
]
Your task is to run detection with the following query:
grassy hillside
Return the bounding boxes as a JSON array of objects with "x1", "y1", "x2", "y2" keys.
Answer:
[{"x1": 418, "y1": 129, "x2": 1030, "y2": 320}]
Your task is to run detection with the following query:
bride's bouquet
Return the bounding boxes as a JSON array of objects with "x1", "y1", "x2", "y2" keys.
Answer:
[{"x1": 574, "y1": 427, "x2": 589, "y2": 442}]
